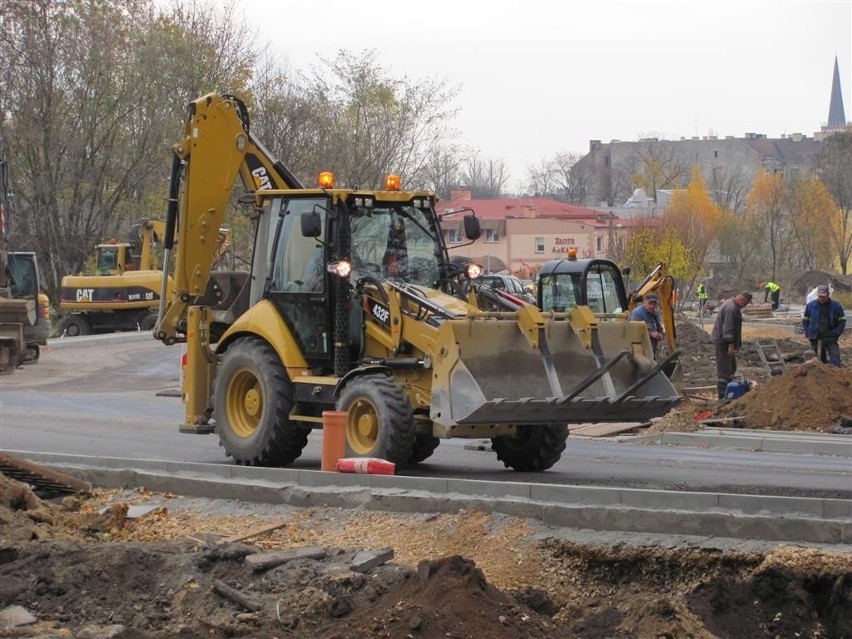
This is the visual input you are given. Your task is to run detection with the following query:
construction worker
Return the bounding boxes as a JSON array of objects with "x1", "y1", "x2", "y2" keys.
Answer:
[
  {"x1": 696, "y1": 282, "x2": 709, "y2": 315},
  {"x1": 763, "y1": 280, "x2": 781, "y2": 311},
  {"x1": 802, "y1": 285, "x2": 846, "y2": 366},
  {"x1": 710, "y1": 291, "x2": 753, "y2": 399},
  {"x1": 630, "y1": 293, "x2": 665, "y2": 356}
]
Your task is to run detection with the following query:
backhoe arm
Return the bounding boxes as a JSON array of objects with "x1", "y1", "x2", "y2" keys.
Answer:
[{"x1": 155, "y1": 93, "x2": 302, "y2": 343}]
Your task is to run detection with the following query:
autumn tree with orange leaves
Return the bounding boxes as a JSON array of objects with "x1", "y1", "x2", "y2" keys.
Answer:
[
  {"x1": 745, "y1": 171, "x2": 790, "y2": 281},
  {"x1": 788, "y1": 177, "x2": 837, "y2": 272}
]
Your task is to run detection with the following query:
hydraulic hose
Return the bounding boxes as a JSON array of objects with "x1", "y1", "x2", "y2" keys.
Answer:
[{"x1": 156, "y1": 153, "x2": 184, "y2": 330}]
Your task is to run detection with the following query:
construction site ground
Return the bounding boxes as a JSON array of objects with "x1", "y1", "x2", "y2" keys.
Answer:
[{"x1": 2, "y1": 314, "x2": 851, "y2": 639}]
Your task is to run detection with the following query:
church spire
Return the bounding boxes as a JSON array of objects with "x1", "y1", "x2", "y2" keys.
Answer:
[{"x1": 827, "y1": 55, "x2": 846, "y2": 129}]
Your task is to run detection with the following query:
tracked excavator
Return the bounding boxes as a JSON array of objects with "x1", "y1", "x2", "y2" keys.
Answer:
[{"x1": 155, "y1": 93, "x2": 681, "y2": 471}]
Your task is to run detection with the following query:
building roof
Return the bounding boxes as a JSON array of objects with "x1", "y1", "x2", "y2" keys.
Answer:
[
  {"x1": 437, "y1": 196, "x2": 603, "y2": 221},
  {"x1": 828, "y1": 55, "x2": 847, "y2": 129}
]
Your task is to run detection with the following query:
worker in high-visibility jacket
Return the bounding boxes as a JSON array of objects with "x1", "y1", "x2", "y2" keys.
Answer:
[
  {"x1": 763, "y1": 281, "x2": 781, "y2": 311},
  {"x1": 696, "y1": 282, "x2": 709, "y2": 315}
]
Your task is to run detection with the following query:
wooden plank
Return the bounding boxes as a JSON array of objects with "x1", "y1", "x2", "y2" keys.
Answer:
[
  {"x1": 679, "y1": 386, "x2": 716, "y2": 393},
  {"x1": 217, "y1": 521, "x2": 289, "y2": 545},
  {"x1": 245, "y1": 546, "x2": 327, "y2": 571},
  {"x1": 0, "y1": 452, "x2": 91, "y2": 494},
  {"x1": 570, "y1": 422, "x2": 648, "y2": 437},
  {"x1": 213, "y1": 580, "x2": 261, "y2": 611}
]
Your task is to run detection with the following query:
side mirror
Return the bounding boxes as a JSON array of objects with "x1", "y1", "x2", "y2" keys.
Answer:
[
  {"x1": 463, "y1": 214, "x2": 481, "y2": 240},
  {"x1": 301, "y1": 211, "x2": 322, "y2": 238}
]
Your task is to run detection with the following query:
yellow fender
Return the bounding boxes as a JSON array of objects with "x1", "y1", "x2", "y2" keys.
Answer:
[{"x1": 216, "y1": 299, "x2": 310, "y2": 376}]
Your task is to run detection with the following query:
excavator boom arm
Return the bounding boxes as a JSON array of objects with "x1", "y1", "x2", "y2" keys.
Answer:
[{"x1": 156, "y1": 93, "x2": 301, "y2": 342}]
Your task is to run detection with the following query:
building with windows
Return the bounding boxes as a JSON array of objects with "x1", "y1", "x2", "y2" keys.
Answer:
[
  {"x1": 436, "y1": 190, "x2": 630, "y2": 277},
  {"x1": 573, "y1": 57, "x2": 848, "y2": 212}
]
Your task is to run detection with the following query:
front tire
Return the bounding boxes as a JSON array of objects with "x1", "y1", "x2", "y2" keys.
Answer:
[
  {"x1": 213, "y1": 337, "x2": 309, "y2": 466},
  {"x1": 337, "y1": 374, "x2": 415, "y2": 466},
  {"x1": 492, "y1": 424, "x2": 568, "y2": 471}
]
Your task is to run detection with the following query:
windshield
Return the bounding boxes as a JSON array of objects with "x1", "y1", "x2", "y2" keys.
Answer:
[
  {"x1": 97, "y1": 247, "x2": 119, "y2": 274},
  {"x1": 8, "y1": 254, "x2": 37, "y2": 298},
  {"x1": 540, "y1": 274, "x2": 579, "y2": 312},
  {"x1": 349, "y1": 205, "x2": 442, "y2": 288}
]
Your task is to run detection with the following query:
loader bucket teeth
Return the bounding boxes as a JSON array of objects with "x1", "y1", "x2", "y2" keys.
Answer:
[{"x1": 430, "y1": 318, "x2": 680, "y2": 428}]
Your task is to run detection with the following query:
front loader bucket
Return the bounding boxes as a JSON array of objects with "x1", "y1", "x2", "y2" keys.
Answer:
[{"x1": 429, "y1": 316, "x2": 680, "y2": 430}]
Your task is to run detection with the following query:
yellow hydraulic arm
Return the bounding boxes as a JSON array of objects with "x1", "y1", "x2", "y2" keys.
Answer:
[{"x1": 155, "y1": 93, "x2": 302, "y2": 343}]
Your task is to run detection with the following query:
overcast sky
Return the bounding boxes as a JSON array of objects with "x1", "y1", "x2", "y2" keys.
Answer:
[{"x1": 237, "y1": 0, "x2": 851, "y2": 191}]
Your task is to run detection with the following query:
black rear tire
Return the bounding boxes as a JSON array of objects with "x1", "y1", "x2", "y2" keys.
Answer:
[
  {"x1": 213, "y1": 337, "x2": 309, "y2": 466},
  {"x1": 337, "y1": 374, "x2": 415, "y2": 467},
  {"x1": 140, "y1": 312, "x2": 157, "y2": 331},
  {"x1": 61, "y1": 315, "x2": 90, "y2": 337},
  {"x1": 492, "y1": 424, "x2": 568, "y2": 471}
]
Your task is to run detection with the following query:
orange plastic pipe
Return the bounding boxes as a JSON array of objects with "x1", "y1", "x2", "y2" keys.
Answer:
[{"x1": 321, "y1": 411, "x2": 348, "y2": 472}]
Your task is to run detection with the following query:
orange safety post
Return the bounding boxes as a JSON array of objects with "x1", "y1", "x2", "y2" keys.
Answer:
[{"x1": 321, "y1": 411, "x2": 348, "y2": 472}]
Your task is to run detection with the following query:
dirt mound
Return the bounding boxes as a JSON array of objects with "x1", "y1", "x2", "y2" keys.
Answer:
[
  {"x1": 2, "y1": 478, "x2": 851, "y2": 638},
  {"x1": 792, "y1": 270, "x2": 852, "y2": 296},
  {"x1": 716, "y1": 364, "x2": 852, "y2": 431}
]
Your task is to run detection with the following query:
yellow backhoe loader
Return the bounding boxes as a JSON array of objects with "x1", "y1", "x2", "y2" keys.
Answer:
[
  {"x1": 537, "y1": 257, "x2": 678, "y2": 377},
  {"x1": 155, "y1": 93, "x2": 680, "y2": 471}
]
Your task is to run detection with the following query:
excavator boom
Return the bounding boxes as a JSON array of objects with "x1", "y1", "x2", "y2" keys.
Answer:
[{"x1": 156, "y1": 93, "x2": 302, "y2": 343}]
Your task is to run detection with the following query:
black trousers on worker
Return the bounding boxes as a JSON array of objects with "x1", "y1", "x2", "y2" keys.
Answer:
[
  {"x1": 714, "y1": 342, "x2": 737, "y2": 398},
  {"x1": 769, "y1": 290, "x2": 780, "y2": 311}
]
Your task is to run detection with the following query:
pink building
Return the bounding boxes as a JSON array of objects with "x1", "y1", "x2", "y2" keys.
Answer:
[{"x1": 436, "y1": 190, "x2": 629, "y2": 278}]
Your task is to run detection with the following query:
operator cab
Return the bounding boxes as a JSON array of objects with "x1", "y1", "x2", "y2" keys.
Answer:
[
  {"x1": 537, "y1": 257, "x2": 628, "y2": 314},
  {"x1": 256, "y1": 181, "x2": 478, "y2": 373}
]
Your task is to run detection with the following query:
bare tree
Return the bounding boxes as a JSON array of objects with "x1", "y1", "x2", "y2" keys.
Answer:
[
  {"x1": 631, "y1": 139, "x2": 690, "y2": 200},
  {"x1": 421, "y1": 147, "x2": 467, "y2": 199},
  {"x1": 462, "y1": 155, "x2": 510, "y2": 199},
  {"x1": 708, "y1": 165, "x2": 752, "y2": 213},
  {"x1": 525, "y1": 159, "x2": 557, "y2": 197},
  {"x1": 552, "y1": 151, "x2": 595, "y2": 205},
  {"x1": 302, "y1": 50, "x2": 461, "y2": 190},
  {"x1": 0, "y1": 0, "x2": 262, "y2": 302}
]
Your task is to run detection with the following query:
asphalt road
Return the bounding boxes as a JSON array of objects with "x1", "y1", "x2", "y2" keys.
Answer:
[{"x1": 1, "y1": 332, "x2": 849, "y2": 499}]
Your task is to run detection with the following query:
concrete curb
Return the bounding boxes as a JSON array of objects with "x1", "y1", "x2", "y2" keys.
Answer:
[
  {"x1": 631, "y1": 428, "x2": 852, "y2": 457},
  {"x1": 13, "y1": 451, "x2": 852, "y2": 546}
]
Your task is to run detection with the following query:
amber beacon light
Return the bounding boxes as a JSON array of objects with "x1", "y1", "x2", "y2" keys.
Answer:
[
  {"x1": 385, "y1": 174, "x2": 401, "y2": 191},
  {"x1": 318, "y1": 171, "x2": 335, "y2": 188}
]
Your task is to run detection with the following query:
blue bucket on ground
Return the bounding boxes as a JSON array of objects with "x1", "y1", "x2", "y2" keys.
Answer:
[{"x1": 724, "y1": 380, "x2": 748, "y2": 401}]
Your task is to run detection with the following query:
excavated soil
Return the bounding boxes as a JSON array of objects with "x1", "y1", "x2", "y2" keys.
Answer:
[
  {"x1": 3, "y1": 318, "x2": 852, "y2": 638},
  {"x1": 1, "y1": 476, "x2": 851, "y2": 639},
  {"x1": 715, "y1": 364, "x2": 852, "y2": 431},
  {"x1": 649, "y1": 317, "x2": 852, "y2": 434}
]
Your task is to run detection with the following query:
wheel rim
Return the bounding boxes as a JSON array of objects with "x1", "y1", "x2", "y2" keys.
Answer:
[
  {"x1": 66, "y1": 323, "x2": 80, "y2": 337},
  {"x1": 225, "y1": 367, "x2": 263, "y2": 438},
  {"x1": 347, "y1": 398, "x2": 379, "y2": 454}
]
